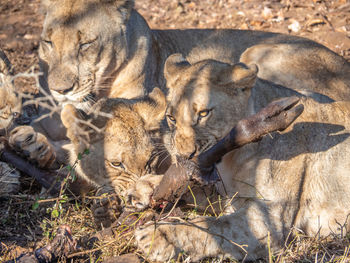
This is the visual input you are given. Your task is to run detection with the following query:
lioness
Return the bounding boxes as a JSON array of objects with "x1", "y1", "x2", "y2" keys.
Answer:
[
  {"x1": 133, "y1": 54, "x2": 350, "y2": 261},
  {"x1": 39, "y1": 0, "x2": 350, "y2": 107}
]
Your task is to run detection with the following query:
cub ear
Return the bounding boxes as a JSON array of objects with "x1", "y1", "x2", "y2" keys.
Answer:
[
  {"x1": 133, "y1": 88, "x2": 167, "y2": 131},
  {"x1": 215, "y1": 63, "x2": 258, "y2": 87},
  {"x1": 164, "y1": 53, "x2": 191, "y2": 85}
]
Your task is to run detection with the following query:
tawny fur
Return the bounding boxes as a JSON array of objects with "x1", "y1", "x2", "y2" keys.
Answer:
[
  {"x1": 133, "y1": 56, "x2": 350, "y2": 262},
  {"x1": 0, "y1": 50, "x2": 21, "y2": 136},
  {"x1": 35, "y1": 0, "x2": 349, "y2": 143},
  {"x1": 59, "y1": 88, "x2": 166, "y2": 197},
  {"x1": 10, "y1": 0, "x2": 350, "y2": 178}
]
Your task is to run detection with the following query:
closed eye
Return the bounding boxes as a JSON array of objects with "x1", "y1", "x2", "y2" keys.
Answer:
[{"x1": 79, "y1": 38, "x2": 97, "y2": 52}]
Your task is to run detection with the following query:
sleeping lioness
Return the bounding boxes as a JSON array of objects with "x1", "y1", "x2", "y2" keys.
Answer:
[{"x1": 132, "y1": 54, "x2": 350, "y2": 261}]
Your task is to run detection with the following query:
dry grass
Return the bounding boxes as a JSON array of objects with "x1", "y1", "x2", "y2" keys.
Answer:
[{"x1": 1, "y1": 175, "x2": 350, "y2": 263}]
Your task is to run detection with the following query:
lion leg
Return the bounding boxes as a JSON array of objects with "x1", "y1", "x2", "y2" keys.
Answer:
[{"x1": 135, "y1": 201, "x2": 284, "y2": 261}]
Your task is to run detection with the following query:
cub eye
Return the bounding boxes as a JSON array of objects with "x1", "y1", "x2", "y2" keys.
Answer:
[
  {"x1": 80, "y1": 42, "x2": 92, "y2": 52},
  {"x1": 198, "y1": 110, "x2": 210, "y2": 118},
  {"x1": 167, "y1": 114, "x2": 176, "y2": 123},
  {"x1": 109, "y1": 161, "x2": 124, "y2": 169},
  {"x1": 12, "y1": 112, "x2": 20, "y2": 118}
]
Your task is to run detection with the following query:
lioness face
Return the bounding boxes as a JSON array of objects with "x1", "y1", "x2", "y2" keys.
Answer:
[
  {"x1": 61, "y1": 88, "x2": 167, "y2": 194},
  {"x1": 39, "y1": 0, "x2": 133, "y2": 111},
  {"x1": 163, "y1": 54, "x2": 258, "y2": 159}
]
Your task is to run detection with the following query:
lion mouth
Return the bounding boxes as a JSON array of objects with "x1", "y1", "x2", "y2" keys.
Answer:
[{"x1": 52, "y1": 90, "x2": 98, "y2": 111}]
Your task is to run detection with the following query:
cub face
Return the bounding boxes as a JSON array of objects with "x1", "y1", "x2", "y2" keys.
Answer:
[
  {"x1": 61, "y1": 88, "x2": 167, "y2": 195},
  {"x1": 0, "y1": 87, "x2": 21, "y2": 133},
  {"x1": 164, "y1": 54, "x2": 258, "y2": 160},
  {"x1": 39, "y1": 0, "x2": 134, "y2": 111},
  {"x1": 0, "y1": 51, "x2": 21, "y2": 134}
]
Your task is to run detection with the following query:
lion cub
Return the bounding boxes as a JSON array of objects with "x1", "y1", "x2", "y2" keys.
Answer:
[
  {"x1": 0, "y1": 50, "x2": 57, "y2": 169},
  {"x1": 0, "y1": 50, "x2": 20, "y2": 135},
  {"x1": 59, "y1": 88, "x2": 167, "y2": 197},
  {"x1": 134, "y1": 54, "x2": 350, "y2": 262}
]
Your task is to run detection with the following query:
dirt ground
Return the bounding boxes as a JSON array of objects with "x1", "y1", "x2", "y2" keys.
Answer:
[{"x1": 0, "y1": 0, "x2": 350, "y2": 262}]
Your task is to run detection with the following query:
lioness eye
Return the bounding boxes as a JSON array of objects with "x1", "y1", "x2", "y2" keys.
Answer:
[
  {"x1": 167, "y1": 114, "x2": 176, "y2": 123},
  {"x1": 198, "y1": 110, "x2": 210, "y2": 118},
  {"x1": 109, "y1": 161, "x2": 124, "y2": 169}
]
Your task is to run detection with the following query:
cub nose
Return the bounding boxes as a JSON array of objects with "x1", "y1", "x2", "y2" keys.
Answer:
[
  {"x1": 56, "y1": 84, "x2": 74, "y2": 95},
  {"x1": 188, "y1": 148, "x2": 197, "y2": 159},
  {"x1": 180, "y1": 147, "x2": 197, "y2": 160}
]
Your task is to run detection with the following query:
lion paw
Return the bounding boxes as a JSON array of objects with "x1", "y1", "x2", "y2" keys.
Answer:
[
  {"x1": 135, "y1": 223, "x2": 178, "y2": 262},
  {"x1": 92, "y1": 189, "x2": 121, "y2": 228},
  {"x1": 8, "y1": 126, "x2": 56, "y2": 168},
  {"x1": 126, "y1": 175, "x2": 163, "y2": 211}
]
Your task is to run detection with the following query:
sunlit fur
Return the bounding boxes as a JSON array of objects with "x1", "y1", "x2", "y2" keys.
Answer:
[
  {"x1": 39, "y1": 0, "x2": 154, "y2": 112},
  {"x1": 135, "y1": 56, "x2": 350, "y2": 262},
  {"x1": 60, "y1": 88, "x2": 167, "y2": 198},
  {"x1": 0, "y1": 50, "x2": 21, "y2": 136},
  {"x1": 38, "y1": 0, "x2": 350, "y2": 114}
]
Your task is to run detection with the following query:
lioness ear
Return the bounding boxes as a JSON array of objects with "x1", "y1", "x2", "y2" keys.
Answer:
[
  {"x1": 215, "y1": 63, "x2": 258, "y2": 87},
  {"x1": 164, "y1": 53, "x2": 191, "y2": 84},
  {"x1": 134, "y1": 88, "x2": 167, "y2": 131},
  {"x1": 102, "y1": 0, "x2": 134, "y2": 19}
]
